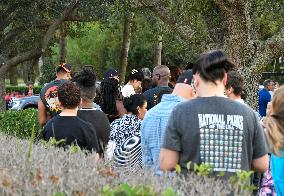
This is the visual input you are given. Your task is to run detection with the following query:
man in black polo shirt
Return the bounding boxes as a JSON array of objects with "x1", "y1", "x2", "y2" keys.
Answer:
[{"x1": 143, "y1": 65, "x2": 172, "y2": 110}]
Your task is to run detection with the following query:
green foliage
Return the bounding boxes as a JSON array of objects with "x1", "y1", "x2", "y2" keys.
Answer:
[
  {"x1": 42, "y1": 137, "x2": 66, "y2": 148},
  {"x1": 6, "y1": 86, "x2": 42, "y2": 95},
  {"x1": 0, "y1": 109, "x2": 41, "y2": 139},
  {"x1": 182, "y1": 162, "x2": 255, "y2": 194},
  {"x1": 39, "y1": 57, "x2": 56, "y2": 85},
  {"x1": 193, "y1": 163, "x2": 213, "y2": 176},
  {"x1": 101, "y1": 184, "x2": 178, "y2": 196},
  {"x1": 229, "y1": 171, "x2": 256, "y2": 194}
]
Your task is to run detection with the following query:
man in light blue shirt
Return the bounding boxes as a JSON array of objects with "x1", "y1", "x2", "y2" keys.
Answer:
[{"x1": 141, "y1": 70, "x2": 195, "y2": 172}]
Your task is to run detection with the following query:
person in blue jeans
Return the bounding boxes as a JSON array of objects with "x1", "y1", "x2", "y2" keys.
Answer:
[
  {"x1": 258, "y1": 80, "x2": 274, "y2": 117},
  {"x1": 265, "y1": 85, "x2": 284, "y2": 196}
]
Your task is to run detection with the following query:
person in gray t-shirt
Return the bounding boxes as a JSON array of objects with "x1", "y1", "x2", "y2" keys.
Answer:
[{"x1": 160, "y1": 50, "x2": 269, "y2": 177}]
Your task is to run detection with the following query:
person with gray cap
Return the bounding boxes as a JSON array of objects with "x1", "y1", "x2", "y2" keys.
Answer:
[
  {"x1": 141, "y1": 70, "x2": 195, "y2": 173},
  {"x1": 143, "y1": 65, "x2": 172, "y2": 110}
]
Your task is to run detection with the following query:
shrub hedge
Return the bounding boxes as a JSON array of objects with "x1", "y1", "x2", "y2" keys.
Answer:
[
  {"x1": 6, "y1": 86, "x2": 42, "y2": 95},
  {"x1": 0, "y1": 109, "x2": 41, "y2": 139},
  {"x1": 0, "y1": 135, "x2": 247, "y2": 196}
]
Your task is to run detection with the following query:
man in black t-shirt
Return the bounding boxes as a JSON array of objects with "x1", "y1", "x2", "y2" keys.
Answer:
[
  {"x1": 38, "y1": 63, "x2": 72, "y2": 126},
  {"x1": 42, "y1": 82, "x2": 100, "y2": 153},
  {"x1": 73, "y1": 68, "x2": 111, "y2": 151},
  {"x1": 143, "y1": 65, "x2": 172, "y2": 110},
  {"x1": 160, "y1": 50, "x2": 269, "y2": 177}
]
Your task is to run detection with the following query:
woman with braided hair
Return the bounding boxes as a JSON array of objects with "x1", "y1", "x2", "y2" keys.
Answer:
[{"x1": 99, "y1": 78, "x2": 126, "y2": 123}]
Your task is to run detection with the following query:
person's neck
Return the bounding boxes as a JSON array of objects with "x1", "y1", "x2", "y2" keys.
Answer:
[
  {"x1": 157, "y1": 81, "x2": 169, "y2": 87},
  {"x1": 228, "y1": 94, "x2": 242, "y2": 101},
  {"x1": 59, "y1": 108, "x2": 78, "y2": 116},
  {"x1": 56, "y1": 74, "x2": 69, "y2": 80},
  {"x1": 80, "y1": 102, "x2": 93, "y2": 109},
  {"x1": 197, "y1": 81, "x2": 225, "y2": 97}
]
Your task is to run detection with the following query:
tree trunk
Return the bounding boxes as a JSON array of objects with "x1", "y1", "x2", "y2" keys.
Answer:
[
  {"x1": 154, "y1": 35, "x2": 162, "y2": 66},
  {"x1": 0, "y1": 78, "x2": 6, "y2": 112},
  {"x1": 214, "y1": 1, "x2": 259, "y2": 110},
  {"x1": 120, "y1": 12, "x2": 134, "y2": 85},
  {"x1": 9, "y1": 66, "x2": 18, "y2": 86},
  {"x1": 59, "y1": 24, "x2": 67, "y2": 64},
  {"x1": 23, "y1": 58, "x2": 39, "y2": 84}
]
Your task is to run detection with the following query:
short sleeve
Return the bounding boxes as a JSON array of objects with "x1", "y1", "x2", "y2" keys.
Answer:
[
  {"x1": 252, "y1": 113, "x2": 268, "y2": 159},
  {"x1": 162, "y1": 108, "x2": 181, "y2": 152}
]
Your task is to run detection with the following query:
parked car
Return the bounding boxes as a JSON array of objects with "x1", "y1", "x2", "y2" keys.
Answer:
[
  {"x1": 8, "y1": 95, "x2": 39, "y2": 110},
  {"x1": 8, "y1": 81, "x2": 102, "y2": 110}
]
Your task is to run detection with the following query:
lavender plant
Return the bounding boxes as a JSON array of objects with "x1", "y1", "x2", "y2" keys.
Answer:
[{"x1": 0, "y1": 135, "x2": 249, "y2": 195}]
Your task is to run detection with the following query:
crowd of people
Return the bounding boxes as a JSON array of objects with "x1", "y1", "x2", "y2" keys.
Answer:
[{"x1": 37, "y1": 50, "x2": 283, "y2": 195}]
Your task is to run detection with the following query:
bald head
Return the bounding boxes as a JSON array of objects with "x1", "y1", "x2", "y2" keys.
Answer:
[{"x1": 152, "y1": 65, "x2": 171, "y2": 86}]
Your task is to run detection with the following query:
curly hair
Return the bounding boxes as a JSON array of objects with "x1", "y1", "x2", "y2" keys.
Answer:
[
  {"x1": 123, "y1": 94, "x2": 146, "y2": 115},
  {"x1": 265, "y1": 86, "x2": 284, "y2": 156},
  {"x1": 72, "y1": 67, "x2": 96, "y2": 102},
  {"x1": 58, "y1": 82, "x2": 81, "y2": 109}
]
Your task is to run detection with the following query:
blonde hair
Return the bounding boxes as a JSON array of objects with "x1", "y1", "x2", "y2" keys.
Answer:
[{"x1": 265, "y1": 85, "x2": 284, "y2": 156}]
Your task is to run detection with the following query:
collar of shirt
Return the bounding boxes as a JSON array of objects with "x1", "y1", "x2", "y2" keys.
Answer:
[{"x1": 160, "y1": 94, "x2": 185, "y2": 103}]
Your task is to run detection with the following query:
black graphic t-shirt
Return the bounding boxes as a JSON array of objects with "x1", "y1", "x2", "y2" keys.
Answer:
[
  {"x1": 40, "y1": 79, "x2": 68, "y2": 117},
  {"x1": 163, "y1": 97, "x2": 268, "y2": 176}
]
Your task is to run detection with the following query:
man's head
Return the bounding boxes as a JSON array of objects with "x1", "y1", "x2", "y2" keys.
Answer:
[
  {"x1": 173, "y1": 69, "x2": 195, "y2": 100},
  {"x1": 73, "y1": 67, "x2": 97, "y2": 104},
  {"x1": 225, "y1": 71, "x2": 244, "y2": 99},
  {"x1": 263, "y1": 79, "x2": 274, "y2": 91},
  {"x1": 58, "y1": 82, "x2": 81, "y2": 109},
  {"x1": 103, "y1": 68, "x2": 119, "y2": 81},
  {"x1": 193, "y1": 50, "x2": 236, "y2": 93},
  {"x1": 56, "y1": 63, "x2": 72, "y2": 80},
  {"x1": 152, "y1": 65, "x2": 171, "y2": 87}
]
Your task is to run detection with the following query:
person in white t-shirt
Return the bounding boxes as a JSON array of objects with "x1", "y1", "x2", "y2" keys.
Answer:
[{"x1": 121, "y1": 69, "x2": 144, "y2": 98}]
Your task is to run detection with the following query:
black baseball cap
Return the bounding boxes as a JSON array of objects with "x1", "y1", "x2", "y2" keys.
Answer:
[
  {"x1": 103, "y1": 68, "x2": 119, "y2": 79},
  {"x1": 176, "y1": 69, "x2": 193, "y2": 85}
]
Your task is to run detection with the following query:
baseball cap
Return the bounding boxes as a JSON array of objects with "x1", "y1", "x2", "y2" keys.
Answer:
[
  {"x1": 176, "y1": 69, "x2": 193, "y2": 85},
  {"x1": 103, "y1": 68, "x2": 119, "y2": 79},
  {"x1": 56, "y1": 63, "x2": 72, "y2": 73}
]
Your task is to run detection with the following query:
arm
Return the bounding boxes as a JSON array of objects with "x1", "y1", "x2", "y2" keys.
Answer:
[
  {"x1": 252, "y1": 154, "x2": 269, "y2": 173},
  {"x1": 252, "y1": 111, "x2": 269, "y2": 173},
  {"x1": 38, "y1": 97, "x2": 48, "y2": 127},
  {"x1": 160, "y1": 148, "x2": 179, "y2": 171}
]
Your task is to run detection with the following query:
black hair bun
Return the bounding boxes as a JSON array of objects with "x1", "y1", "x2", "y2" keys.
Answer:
[{"x1": 73, "y1": 68, "x2": 96, "y2": 87}]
